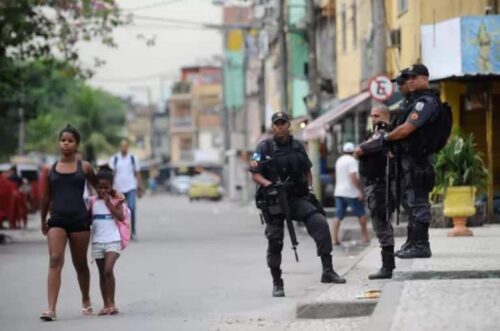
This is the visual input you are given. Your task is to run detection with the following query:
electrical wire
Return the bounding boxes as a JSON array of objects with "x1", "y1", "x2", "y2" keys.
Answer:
[
  {"x1": 132, "y1": 14, "x2": 216, "y2": 27},
  {"x1": 121, "y1": 0, "x2": 184, "y2": 12},
  {"x1": 92, "y1": 72, "x2": 177, "y2": 83}
]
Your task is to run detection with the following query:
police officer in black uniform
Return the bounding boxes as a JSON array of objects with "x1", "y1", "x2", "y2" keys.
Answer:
[
  {"x1": 249, "y1": 112, "x2": 346, "y2": 297},
  {"x1": 357, "y1": 64, "x2": 440, "y2": 259},
  {"x1": 391, "y1": 69, "x2": 416, "y2": 257},
  {"x1": 355, "y1": 105, "x2": 396, "y2": 279}
]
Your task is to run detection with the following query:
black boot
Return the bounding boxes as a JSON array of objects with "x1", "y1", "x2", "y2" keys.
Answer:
[
  {"x1": 398, "y1": 223, "x2": 432, "y2": 259},
  {"x1": 395, "y1": 223, "x2": 414, "y2": 257},
  {"x1": 320, "y1": 255, "x2": 346, "y2": 284},
  {"x1": 368, "y1": 246, "x2": 395, "y2": 279},
  {"x1": 270, "y1": 268, "x2": 285, "y2": 297}
]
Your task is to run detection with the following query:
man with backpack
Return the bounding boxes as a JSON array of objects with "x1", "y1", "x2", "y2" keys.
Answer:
[
  {"x1": 109, "y1": 139, "x2": 143, "y2": 240},
  {"x1": 357, "y1": 64, "x2": 452, "y2": 259}
]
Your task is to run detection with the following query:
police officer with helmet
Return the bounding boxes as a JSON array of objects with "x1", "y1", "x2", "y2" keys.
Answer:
[
  {"x1": 249, "y1": 112, "x2": 346, "y2": 297},
  {"x1": 357, "y1": 64, "x2": 443, "y2": 259},
  {"x1": 355, "y1": 105, "x2": 396, "y2": 279}
]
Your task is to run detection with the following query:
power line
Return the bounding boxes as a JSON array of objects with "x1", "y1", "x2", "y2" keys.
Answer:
[
  {"x1": 92, "y1": 72, "x2": 177, "y2": 83},
  {"x1": 133, "y1": 15, "x2": 254, "y2": 30},
  {"x1": 125, "y1": 23, "x2": 209, "y2": 31},
  {"x1": 121, "y1": 0, "x2": 184, "y2": 12},
  {"x1": 132, "y1": 14, "x2": 214, "y2": 27}
]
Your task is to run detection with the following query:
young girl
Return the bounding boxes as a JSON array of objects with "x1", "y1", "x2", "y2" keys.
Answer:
[
  {"x1": 40, "y1": 125, "x2": 97, "y2": 321},
  {"x1": 90, "y1": 165, "x2": 128, "y2": 316}
]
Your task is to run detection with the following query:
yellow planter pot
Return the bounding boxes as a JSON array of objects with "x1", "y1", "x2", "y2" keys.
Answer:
[
  {"x1": 443, "y1": 186, "x2": 476, "y2": 218},
  {"x1": 443, "y1": 186, "x2": 476, "y2": 237}
]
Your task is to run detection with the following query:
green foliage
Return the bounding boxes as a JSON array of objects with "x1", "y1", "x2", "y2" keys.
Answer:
[
  {"x1": 0, "y1": 0, "x2": 127, "y2": 160},
  {"x1": 434, "y1": 133, "x2": 489, "y2": 191},
  {"x1": 0, "y1": 0, "x2": 124, "y2": 65},
  {"x1": 24, "y1": 80, "x2": 126, "y2": 162}
]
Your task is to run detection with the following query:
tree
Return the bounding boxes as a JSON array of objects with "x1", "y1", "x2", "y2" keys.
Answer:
[
  {"x1": 0, "y1": 0, "x2": 127, "y2": 159},
  {"x1": 24, "y1": 74, "x2": 126, "y2": 163}
]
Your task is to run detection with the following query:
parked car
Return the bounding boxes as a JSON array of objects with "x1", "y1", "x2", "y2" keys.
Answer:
[
  {"x1": 169, "y1": 175, "x2": 191, "y2": 195},
  {"x1": 188, "y1": 174, "x2": 222, "y2": 201}
]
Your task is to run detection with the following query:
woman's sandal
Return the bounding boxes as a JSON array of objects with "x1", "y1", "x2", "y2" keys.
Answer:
[
  {"x1": 109, "y1": 307, "x2": 119, "y2": 315},
  {"x1": 40, "y1": 310, "x2": 56, "y2": 321},
  {"x1": 82, "y1": 306, "x2": 94, "y2": 315},
  {"x1": 98, "y1": 307, "x2": 111, "y2": 316}
]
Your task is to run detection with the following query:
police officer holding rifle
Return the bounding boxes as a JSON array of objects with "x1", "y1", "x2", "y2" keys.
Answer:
[
  {"x1": 355, "y1": 105, "x2": 396, "y2": 279},
  {"x1": 249, "y1": 112, "x2": 346, "y2": 297},
  {"x1": 355, "y1": 64, "x2": 452, "y2": 260}
]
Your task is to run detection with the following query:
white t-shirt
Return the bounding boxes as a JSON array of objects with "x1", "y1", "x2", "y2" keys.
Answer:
[
  {"x1": 334, "y1": 154, "x2": 360, "y2": 198},
  {"x1": 92, "y1": 200, "x2": 120, "y2": 243},
  {"x1": 109, "y1": 153, "x2": 140, "y2": 193}
]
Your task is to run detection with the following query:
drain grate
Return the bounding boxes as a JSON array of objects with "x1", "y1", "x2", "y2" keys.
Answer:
[
  {"x1": 296, "y1": 300, "x2": 377, "y2": 319},
  {"x1": 393, "y1": 269, "x2": 500, "y2": 281}
]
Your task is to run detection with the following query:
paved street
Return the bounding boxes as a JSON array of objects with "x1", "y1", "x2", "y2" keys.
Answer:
[{"x1": 0, "y1": 194, "x2": 361, "y2": 331}]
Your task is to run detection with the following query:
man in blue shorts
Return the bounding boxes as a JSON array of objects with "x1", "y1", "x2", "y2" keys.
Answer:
[{"x1": 331, "y1": 142, "x2": 369, "y2": 245}]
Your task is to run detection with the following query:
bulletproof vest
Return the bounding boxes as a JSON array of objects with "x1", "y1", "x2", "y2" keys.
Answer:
[
  {"x1": 359, "y1": 122, "x2": 391, "y2": 180},
  {"x1": 264, "y1": 138, "x2": 309, "y2": 190},
  {"x1": 400, "y1": 90, "x2": 441, "y2": 159}
]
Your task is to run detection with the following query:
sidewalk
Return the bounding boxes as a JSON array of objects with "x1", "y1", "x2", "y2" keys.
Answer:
[
  {"x1": 214, "y1": 223, "x2": 500, "y2": 331},
  {"x1": 291, "y1": 224, "x2": 500, "y2": 331}
]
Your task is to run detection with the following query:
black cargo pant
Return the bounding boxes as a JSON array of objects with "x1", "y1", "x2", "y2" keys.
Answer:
[
  {"x1": 264, "y1": 196, "x2": 332, "y2": 269},
  {"x1": 364, "y1": 179, "x2": 394, "y2": 247},
  {"x1": 400, "y1": 156, "x2": 434, "y2": 226}
]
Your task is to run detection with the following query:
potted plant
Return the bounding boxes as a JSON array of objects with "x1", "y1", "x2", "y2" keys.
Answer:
[{"x1": 434, "y1": 133, "x2": 489, "y2": 236}]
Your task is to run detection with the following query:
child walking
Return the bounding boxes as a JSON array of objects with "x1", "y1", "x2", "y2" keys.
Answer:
[{"x1": 89, "y1": 165, "x2": 130, "y2": 316}]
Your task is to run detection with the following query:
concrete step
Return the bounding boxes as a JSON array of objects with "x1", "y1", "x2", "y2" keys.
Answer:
[{"x1": 295, "y1": 242, "x2": 390, "y2": 320}]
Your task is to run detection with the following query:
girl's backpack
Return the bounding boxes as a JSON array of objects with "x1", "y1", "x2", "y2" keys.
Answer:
[{"x1": 88, "y1": 195, "x2": 131, "y2": 250}]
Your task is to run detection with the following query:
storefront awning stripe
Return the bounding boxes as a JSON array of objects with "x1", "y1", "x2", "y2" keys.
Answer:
[{"x1": 303, "y1": 91, "x2": 370, "y2": 140}]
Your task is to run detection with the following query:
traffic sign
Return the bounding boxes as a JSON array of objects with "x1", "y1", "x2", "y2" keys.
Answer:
[{"x1": 369, "y1": 75, "x2": 394, "y2": 102}]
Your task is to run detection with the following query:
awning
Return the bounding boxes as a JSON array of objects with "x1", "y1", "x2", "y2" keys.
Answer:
[{"x1": 303, "y1": 91, "x2": 370, "y2": 140}]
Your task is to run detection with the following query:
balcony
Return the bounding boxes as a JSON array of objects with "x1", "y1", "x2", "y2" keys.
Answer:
[
  {"x1": 172, "y1": 117, "x2": 192, "y2": 127},
  {"x1": 180, "y1": 150, "x2": 194, "y2": 162}
]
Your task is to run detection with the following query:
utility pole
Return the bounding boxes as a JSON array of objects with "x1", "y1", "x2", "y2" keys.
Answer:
[
  {"x1": 279, "y1": 0, "x2": 289, "y2": 113},
  {"x1": 371, "y1": 0, "x2": 387, "y2": 107},
  {"x1": 306, "y1": 0, "x2": 322, "y2": 198}
]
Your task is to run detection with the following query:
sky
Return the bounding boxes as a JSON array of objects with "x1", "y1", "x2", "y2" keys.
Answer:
[{"x1": 78, "y1": 0, "x2": 224, "y2": 108}]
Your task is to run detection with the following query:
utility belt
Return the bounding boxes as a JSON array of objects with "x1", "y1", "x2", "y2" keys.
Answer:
[
  {"x1": 255, "y1": 185, "x2": 325, "y2": 224},
  {"x1": 407, "y1": 163, "x2": 435, "y2": 192},
  {"x1": 364, "y1": 176, "x2": 387, "y2": 186}
]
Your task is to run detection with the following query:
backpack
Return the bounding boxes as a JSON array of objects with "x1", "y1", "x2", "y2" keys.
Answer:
[
  {"x1": 424, "y1": 100, "x2": 453, "y2": 154},
  {"x1": 114, "y1": 154, "x2": 136, "y2": 173},
  {"x1": 408, "y1": 96, "x2": 453, "y2": 157},
  {"x1": 88, "y1": 195, "x2": 131, "y2": 250}
]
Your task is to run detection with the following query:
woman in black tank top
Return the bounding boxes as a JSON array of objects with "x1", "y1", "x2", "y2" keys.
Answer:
[{"x1": 39, "y1": 125, "x2": 97, "y2": 321}]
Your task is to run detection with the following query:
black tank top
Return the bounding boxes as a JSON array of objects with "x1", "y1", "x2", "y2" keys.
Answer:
[{"x1": 49, "y1": 160, "x2": 89, "y2": 222}]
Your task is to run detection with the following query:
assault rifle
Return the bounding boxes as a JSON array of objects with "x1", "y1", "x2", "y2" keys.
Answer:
[
  {"x1": 257, "y1": 157, "x2": 299, "y2": 262},
  {"x1": 274, "y1": 176, "x2": 299, "y2": 262}
]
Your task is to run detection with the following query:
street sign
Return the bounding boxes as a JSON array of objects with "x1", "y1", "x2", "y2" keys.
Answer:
[{"x1": 368, "y1": 75, "x2": 394, "y2": 102}]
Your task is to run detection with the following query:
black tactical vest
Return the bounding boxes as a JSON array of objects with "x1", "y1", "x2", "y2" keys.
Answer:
[
  {"x1": 263, "y1": 137, "x2": 309, "y2": 194},
  {"x1": 359, "y1": 131, "x2": 388, "y2": 180}
]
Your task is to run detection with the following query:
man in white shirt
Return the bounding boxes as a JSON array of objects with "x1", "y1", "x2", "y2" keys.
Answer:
[
  {"x1": 332, "y1": 142, "x2": 369, "y2": 245},
  {"x1": 109, "y1": 139, "x2": 142, "y2": 240}
]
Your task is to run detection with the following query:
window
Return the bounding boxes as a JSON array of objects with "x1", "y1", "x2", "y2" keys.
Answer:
[
  {"x1": 390, "y1": 28, "x2": 401, "y2": 51},
  {"x1": 398, "y1": 0, "x2": 408, "y2": 15},
  {"x1": 341, "y1": 4, "x2": 347, "y2": 51},
  {"x1": 351, "y1": 0, "x2": 357, "y2": 48}
]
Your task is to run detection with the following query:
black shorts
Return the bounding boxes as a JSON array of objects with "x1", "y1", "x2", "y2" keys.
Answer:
[{"x1": 47, "y1": 218, "x2": 90, "y2": 233}]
